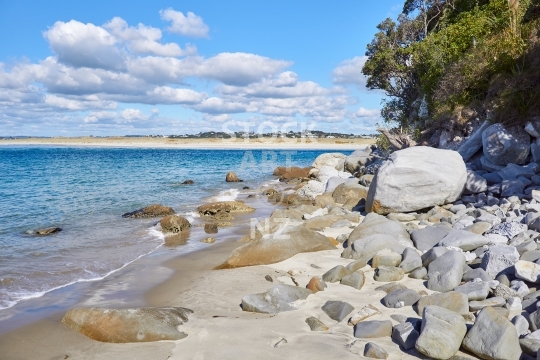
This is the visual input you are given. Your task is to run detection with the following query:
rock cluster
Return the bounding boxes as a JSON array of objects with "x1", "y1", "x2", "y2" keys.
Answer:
[{"x1": 237, "y1": 133, "x2": 540, "y2": 359}]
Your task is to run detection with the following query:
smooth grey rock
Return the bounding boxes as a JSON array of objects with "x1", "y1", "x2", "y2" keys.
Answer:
[
  {"x1": 415, "y1": 291, "x2": 469, "y2": 316},
  {"x1": 422, "y1": 247, "x2": 450, "y2": 267},
  {"x1": 454, "y1": 281, "x2": 490, "y2": 301},
  {"x1": 522, "y1": 250, "x2": 540, "y2": 262},
  {"x1": 354, "y1": 320, "x2": 393, "y2": 338},
  {"x1": 322, "y1": 265, "x2": 349, "y2": 283},
  {"x1": 305, "y1": 317, "x2": 329, "y2": 331},
  {"x1": 348, "y1": 212, "x2": 412, "y2": 247},
  {"x1": 392, "y1": 322, "x2": 419, "y2": 350},
  {"x1": 462, "y1": 306, "x2": 522, "y2": 360},
  {"x1": 346, "y1": 234, "x2": 406, "y2": 262},
  {"x1": 515, "y1": 260, "x2": 540, "y2": 283},
  {"x1": 481, "y1": 245, "x2": 520, "y2": 278},
  {"x1": 482, "y1": 123, "x2": 530, "y2": 166},
  {"x1": 241, "y1": 285, "x2": 313, "y2": 314},
  {"x1": 458, "y1": 120, "x2": 490, "y2": 162},
  {"x1": 498, "y1": 163, "x2": 536, "y2": 180},
  {"x1": 529, "y1": 309, "x2": 540, "y2": 331},
  {"x1": 411, "y1": 225, "x2": 452, "y2": 252},
  {"x1": 364, "y1": 342, "x2": 389, "y2": 359},
  {"x1": 374, "y1": 266, "x2": 404, "y2": 282},
  {"x1": 340, "y1": 271, "x2": 365, "y2": 290},
  {"x1": 501, "y1": 179, "x2": 526, "y2": 197},
  {"x1": 438, "y1": 229, "x2": 490, "y2": 251},
  {"x1": 409, "y1": 267, "x2": 428, "y2": 279},
  {"x1": 321, "y1": 301, "x2": 354, "y2": 322},
  {"x1": 469, "y1": 297, "x2": 506, "y2": 311},
  {"x1": 427, "y1": 250, "x2": 466, "y2": 292},
  {"x1": 415, "y1": 306, "x2": 467, "y2": 360},
  {"x1": 465, "y1": 170, "x2": 488, "y2": 194},
  {"x1": 463, "y1": 268, "x2": 493, "y2": 282},
  {"x1": 481, "y1": 155, "x2": 505, "y2": 172},
  {"x1": 512, "y1": 314, "x2": 530, "y2": 336},
  {"x1": 372, "y1": 249, "x2": 402, "y2": 268},
  {"x1": 483, "y1": 172, "x2": 503, "y2": 185},
  {"x1": 381, "y1": 289, "x2": 421, "y2": 308},
  {"x1": 400, "y1": 248, "x2": 422, "y2": 273},
  {"x1": 375, "y1": 282, "x2": 407, "y2": 294},
  {"x1": 345, "y1": 259, "x2": 367, "y2": 273},
  {"x1": 366, "y1": 146, "x2": 467, "y2": 215}
]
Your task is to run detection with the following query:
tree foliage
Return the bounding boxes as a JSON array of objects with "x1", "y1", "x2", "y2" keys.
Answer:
[{"x1": 363, "y1": 0, "x2": 540, "y2": 131}]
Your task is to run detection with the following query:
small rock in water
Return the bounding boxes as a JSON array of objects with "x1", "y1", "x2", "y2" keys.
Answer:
[
  {"x1": 160, "y1": 215, "x2": 191, "y2": 233},
  {"x1": 122, "y1": 204, "x2": 175, "y2": 218},
  {"x1": 204, "y1": 223, "x2": 218, "y2": 234},
  {"x1": 305, "y1": 317, "x2": 329, "y2": 331},
  {"x1": 200, "y1": 237, "x2": 216, "y2": 244},
  {"x1": 225, "y1": 171, "x2": 242, "y2": 182},
  {"x1": 181, "y1": 180, "x2": 194, "y2": 184},
  {"x1": 321, "y1": 301, "x2": 354, "y2": 322},
  {"x1": 364, "y1": 342, "x2": 389, "y2": 359},
  {"x1": 36, "y1": 227, "x2": 62, "y2": 235}
]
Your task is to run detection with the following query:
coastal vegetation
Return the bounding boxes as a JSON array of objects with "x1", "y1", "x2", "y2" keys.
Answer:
[{"x1": 363, "y1": 0, "x2": 540, "y2": 143}]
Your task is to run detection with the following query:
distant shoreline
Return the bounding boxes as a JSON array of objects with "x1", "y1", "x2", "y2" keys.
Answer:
[{"x1": 0, "y1": 136, "x2": 376, "y2": 150}]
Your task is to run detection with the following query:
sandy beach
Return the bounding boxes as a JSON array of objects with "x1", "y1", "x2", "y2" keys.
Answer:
[{"x1": 0, "y1": 137, "x2": 376, "y2": 150}]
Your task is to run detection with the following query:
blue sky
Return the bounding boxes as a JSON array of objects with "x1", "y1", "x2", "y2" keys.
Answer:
[{"x1": 0, "y1": 0, "x2": 402, "y2": 136}]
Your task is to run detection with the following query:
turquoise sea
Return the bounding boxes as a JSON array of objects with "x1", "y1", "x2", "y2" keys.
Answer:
[{"x1": 0, "y1": 146, "x2": 339, "y2": 310}]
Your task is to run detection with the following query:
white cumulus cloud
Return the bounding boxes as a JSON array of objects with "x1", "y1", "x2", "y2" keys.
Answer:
[
  {"x1": 160, "y1": 9, "x2": 210, "y2": 38},
  {"x1": 332, "y1": 56, "x2": 369, "y2": 88}
]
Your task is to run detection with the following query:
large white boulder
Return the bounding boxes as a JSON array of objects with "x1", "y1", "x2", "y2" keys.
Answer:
[
  {"x1": 366, "y1": 146, "x2": 467, "y2": 215},
  {"x1": 311, "y1": 153, "x2": 347, "y2": 170}
]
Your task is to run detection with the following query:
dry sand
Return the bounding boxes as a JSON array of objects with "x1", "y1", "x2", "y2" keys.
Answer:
[
  {"x1": 0, "y1": 219, "x2": 474, "y2": 360},
  {"x1": 0, "y1": 136, "x2": 375, "y2": 150}
]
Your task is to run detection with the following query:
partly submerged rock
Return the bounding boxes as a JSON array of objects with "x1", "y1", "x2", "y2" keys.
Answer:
[
  {"x1": 241, "y1": 284, "x2": 313, "y2": 314},
  {"x1": 225, "y1": 171, "x2": 242, "y2": 182},
  {"x1": 197, "y1": 201, "x2": 255, "y2": 217},
  {"x1": 62, "y1": 307, "x2": 193, "y2": 343},
  {"x1": 122, "y1": 204, "x2": 175, "y2": 218},
  {"x1": 366, "y1": 146, "x2": 466, "y2": 215},
  {"x1": 36, "y1": 227, "x2": 62, "y2": 235},
  {"x1": 160, "y1": 215, "x2": 191, "y2": 233}
]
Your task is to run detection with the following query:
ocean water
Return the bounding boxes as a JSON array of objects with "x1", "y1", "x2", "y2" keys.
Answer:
[{"x1": 0, "y1": 146, "x2": 342, "y2": 310}]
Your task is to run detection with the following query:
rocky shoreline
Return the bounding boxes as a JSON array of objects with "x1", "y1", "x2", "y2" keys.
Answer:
[{"x1": 5, "y1": 121, "x2": 540, "y2": 359}]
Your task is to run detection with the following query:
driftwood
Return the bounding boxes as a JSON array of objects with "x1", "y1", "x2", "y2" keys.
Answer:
[{"x1": 377, "y1": 128, "x2": 417, "y2": 150}]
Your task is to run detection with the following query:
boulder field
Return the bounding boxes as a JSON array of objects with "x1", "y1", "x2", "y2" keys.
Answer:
[{"x1": 62, "y1": 122, "x2": 540, "y2": 358}]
